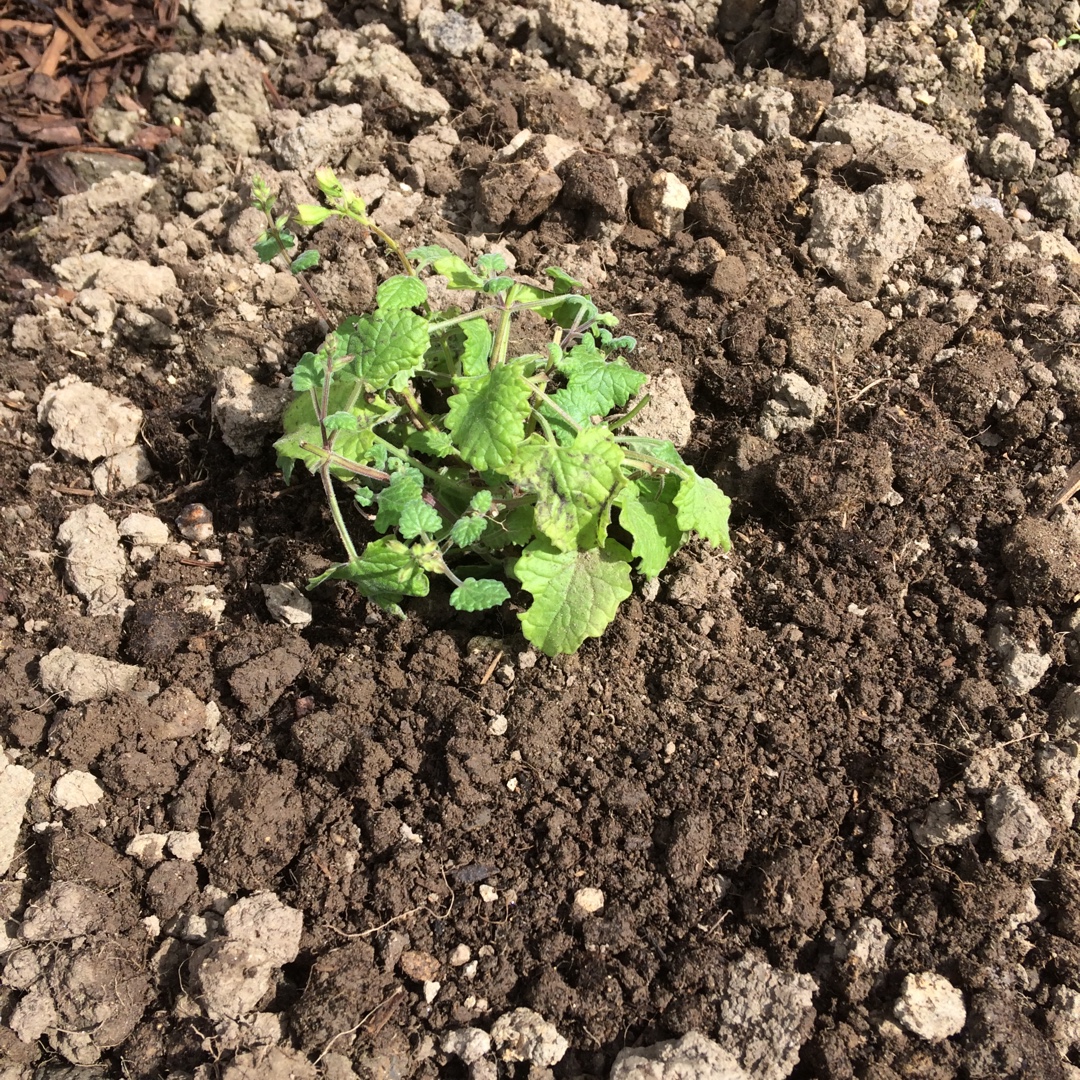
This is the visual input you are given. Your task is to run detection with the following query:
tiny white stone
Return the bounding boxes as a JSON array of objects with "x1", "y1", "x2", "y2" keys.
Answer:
[
  {"x1": 423, "y1": 980, "x2": 440, "y2": 1003},
  {"x1": 126, "y1": 832, "x2": 168, "y2": 867},
  {"x1": 479, "y1": 884, "x2": 498, "y2": 903},
  {"x1": 262, "y1": 582, "x2": 313, "y2": 628},
  {"x1": 894, "y1": 972, "x2": 966, "y2": 1041},
  {"x1": 573, "y1": 887, "x2": 605, "y2": 915},
  {"x1": 167, "y1": 831, "x2": 203, "y2": 861},
  {"x1": 449, "y1": 944, "x2": 472, "y2": 967},
  {"x1": 487, "y1": 714, "x2": 508, "y2": 736},
  {"x1": 51, "y1": 770, "x2": 104, "y2": 809}
]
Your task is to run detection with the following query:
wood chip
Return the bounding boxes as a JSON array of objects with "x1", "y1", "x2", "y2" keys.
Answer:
[
  {"x1": 0, "y1": 20, "x2": 54, "y2": 36},
  {"x1": 1048, "y1": 461, "x2": 1080, "y2": 516},
  {"x1": 37, "y1": 28, "x2": 71, "y2": 78},
  {"x1": 0, "y1": 144, "x2": 30, "y2": 214},
  {"x1": 55, "y1": 9, "x2": 104, "y2": 61},
  {"x1": 28, "y1": 73, "x2": 71, "y2": 103}
]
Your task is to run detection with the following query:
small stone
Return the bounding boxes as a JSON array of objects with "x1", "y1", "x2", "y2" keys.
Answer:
[
  {"x1": 910, "y1": 799, "x2": 981, "y2": 848},
  {"x1": 486, "y1": 714, "x2": 508, "y2": 736},
  {"x1": 401, "y1": 950, "x2": 441, "y2": 982},
  {"x1": 212, "y1": 367, "x2": 292, "y2": 457},
  {"x1": 167, "y1": 831, "x2": 203, "y2": 861},
  {"x1": 177, "y1": 504, "x2": 214, "y2": 542},
  {"x1": 442, "y1": 1026, "x2": 492, "y2": 1065},
  {"x1": 39, "y1": 647, "x2": 142, "y2": 704},
  {"x1": 490, "y1": 1007, "x2": 568, "y2": 1067},
  {"x1": 573, "y1": 887, "x2": 605, "y2": 915},
  {"x1": 633, "y1": 171, "x2": 691, "y2": 238},
  {"x1": 416, "y1": 8, "x2": 485, "y2": 58},
  {"x1": 449, "y1": 944, "x2": 472, "y2": 967},
  {"x1": 57, "y1": 504, "x2": 130, "y2": 617},
  {"x1": 611, "y1": 1032, "x2": 750, "y2": 1080},
  {"x1": 126, "y1": 833, "x2": 169, "y2": 867},
  {"x1": 893, "y1": 972, "x2": 967, "y2": 1041},
  {"x1": 119, "y1": 513, "x2": 170, "y2": 548},
  {"x1": 92, "y1": 444, "x2": 154, "y2": 495},
  {"x1": 479, "y1": 884, "x2": 498, "y2": 903},
  {"x1": 985, "y1": 781, "x2": 1052, "y2": 865},
  {"x1": 37, "y1": 375, "x2": 142, "y2": 461},
  {"x1": 976, "y1": 132, "x2": 1035, "y2": 181},
  {"x1": 423, "y1": 980, "x2": 440, "y2": 1003},
  {"x1": 51, "y1": 769, "x2": 104, "y2": 809},
  {"x1": 0, "y1": 754, "x2": 36, "y2": 876},
  {"x1": 262, "y1": 583, "x2": 313, "y2": 628}
]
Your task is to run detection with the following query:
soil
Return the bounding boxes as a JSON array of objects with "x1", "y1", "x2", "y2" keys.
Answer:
[{"x1": 3, "y1": 0, "x2": 1080, "y2": 1078}]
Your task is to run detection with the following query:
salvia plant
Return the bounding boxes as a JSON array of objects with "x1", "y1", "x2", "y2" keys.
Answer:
[{"x1": 251, "y1": 169, "x2": 731, "y2": 655}]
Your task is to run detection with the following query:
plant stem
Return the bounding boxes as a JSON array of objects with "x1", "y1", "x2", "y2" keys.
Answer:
[{"x1": 319, "y1": 464, "x2": 359, "y2": 562}]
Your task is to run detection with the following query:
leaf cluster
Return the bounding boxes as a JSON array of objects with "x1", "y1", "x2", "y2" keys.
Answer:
[{"x1": 257, "y1": 171, "x2": 732, "y2": 655}]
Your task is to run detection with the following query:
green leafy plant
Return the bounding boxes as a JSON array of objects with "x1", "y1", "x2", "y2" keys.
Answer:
[{"x1": 251, "y1": 169, "x2": 731, "y2": 655}]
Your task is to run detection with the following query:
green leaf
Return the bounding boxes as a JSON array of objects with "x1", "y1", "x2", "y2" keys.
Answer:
[
  {"x1": 619, "y1": 436, "x2": 687, "y2": 472},
  {"x1": 513, "y1": 538, "x2": 633, "y2": 655},
  {"x1": 617, "y1": 484, "x2": 683, "y2": 579},
  {"x1": 377, "y1": 275, "x2": 428, "y2": 311},
  {"x1": 295, "y1": 204, "x2": 332, "y2": 227},
  {"x1": 469, "y1": 490, "x2": 493, "y2": 514},
  {"x1": 291, "y1": 351, "x2": 325, "y2": 393},
  {"x1": 477, "y1": 252, "x2": 508, "y2": 276},
  {"x1": 340, "y1": 309, "x2": 430, "y2": 391},
  {"x1": 482, "y1": 276, "x2": 515, "y2": 295},
  {"x1": 545, "y1": 267, "x2": 583, "y2": 293},
  {"x1": 450, "y1": 577, "x2": 510, "y2": 611},
  {"x1": 408, "y1": 244, "x2": 454, "y2": 269},
  {"x1": 459, "y1": 318, "x2": 493, "y2": 377},
  {"x1": 508, "y1": 426, "x2": 625, "y2": 552},
  {"x1": 450, "y1": 515, "x2": 488, "y2": 547},
  {"x1": 404, "y1": 427, "x2": 455, "y2": 458},
  {"x1": 400, "y1": 499, "x2": 443, "y2": 539},
  {"x1": 274, "y1": 424, "x2": 378, "y2": 485},
  {"x1": 290, "y1": 249, "x2": 320, "y2": 274},
  {"x1": 483, "y1": 505, "x2": 535, "y2": 550},
  {"x1": 375, "y1": 468, "x2": 428, "y2": 534},
  {"x1": 315, "y1": 167, "x2": 344, "y2": 199},
  {"x1": 321, "y1": 539, "x2": 430, "y2": 611},
  {"x1": 323, "y1": 411, "x2": 358, "y2": 431},
  {"x1": 673, "y1": 472, "x2": 732, "y2": 550},
  {"x1": 444, "y1": 361, "x2": 532, "y2": 471},
  {"x1": 253, "y1": 232, "x2": 282, "y2": 264},
  {"x1": 432, "y1": 253, "x2": 484, "y2": 289}
]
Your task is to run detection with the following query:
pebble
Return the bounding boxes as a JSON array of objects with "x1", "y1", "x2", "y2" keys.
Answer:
[
  {"x1": 573, "y1": 887, "x2": 605, "y2": 915},
  {"x1": 262, "y1": 582, "x2": 313, "y2": 628},
  {"x1": 37, "y1": 375, "x2": 142, "y2": 462},
  {"x1": 479, "y1": 884, "x2": 498, "y2": 903},
  {"x1": 633, "y1": 170, "x2": 691, "y2": 238},
  {"x1": 442, "y1": 1026, "x2": 492, "y2": 1065},
  {"x1": 984, "y1": 780, "x2": 1052, "y2": 865},
  {"x1": 893, "y1": 972, "x2": 967, "y2": 1041},
  {"x1": 177, "y1": 503, "x2": 214, "y2": 542},
  {"x1": 486, "y1": 714, "x2": 508, "y2": 736},
  {"x1": 490, "y1": 1007, "x2": 568, "y2": 1067},
  {"x1": 449, "y1": 944, "x2": 472, "y2": 967},
  {"x1": 51, "y1": 770, "x2": 105, "y2": 809}
]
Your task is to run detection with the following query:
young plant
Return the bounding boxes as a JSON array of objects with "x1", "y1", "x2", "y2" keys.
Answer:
[{"x1": 252, "y1": 169, "x2": 732, "y2": 656}]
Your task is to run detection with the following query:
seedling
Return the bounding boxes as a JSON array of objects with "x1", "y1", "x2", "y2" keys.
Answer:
[{"x1": 252, "y1": 169, "x2": 731, "y2": 655}]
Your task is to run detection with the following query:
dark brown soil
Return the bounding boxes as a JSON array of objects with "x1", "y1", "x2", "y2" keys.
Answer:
[{"x1": 3, "y1": 0, "x2": 1080, "y2": 1078}]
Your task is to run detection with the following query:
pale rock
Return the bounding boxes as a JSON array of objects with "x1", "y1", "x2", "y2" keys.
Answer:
[
  {"x1": 988, "y1": 623, "x2": 1051, "y2": 694},
  {"x1": 893, "y1": 972, "x2": 966, "y2": 1041},
  {"x1": 273, "y1": 103, "x2": 365, "y2": 171},
  {"x1": 1004, "y1": 83, "x2": 1055, "y2": 149},
  {"x1": 223, "y1": 892, "x2": 304, "y2": 968},
  {"x1": 39, "y1": 647, "x2": 142, "y2": 705},
  {"x1": 442, "y1": 1027, "x2": 492, "y2": 1065},
  {"x1": 37, "y1": 376, "x2": 142, "y2": 461},
  {"x1": 985, "y1": 780, "x2": 1052, "y2": 865},
  {"x1": 168, "y1": 831, "x2": 203, "y2": 861},
  {"x1": 537, "y1": 0, "x2": 629, "y2": 84},
  {"x1": 1047, "y1": 984, "x2": 1080, "y2": 1056},
  {"x1": 804, "y1": 182, "x2": 924, "y2": 301},
  {"x1": 910, "y1": 798, "x2": 981, "y2": 848},
  {"x1": 1039, "y1": 172, "x2": 1080, "y2": 227},
  {"x1": 832, "y1": 917, "x2": 889, "y2": 971},
  {"x1": 0, "y1": 748, "x2": 36, "y2": 876},
  {"x1": 490, "y1": 1007, "x2": 568, "y2": 1067},
  {"x1": 262, "y1": 583, "x2": 314, "y2": 628},
  {"x1": 56, "y1": 505, "x2": 130, "y2": 617},
  {"x1": 53, "y1": 251, "x2": 178, "y2": 305},
  {"x1": 126, "y1": 832, "x2": 169, "y2": 867},
  {"x1": 190, "y1": 939, "x2": 277, "y2": 1020},
  {"x1": 92, "y1": 444, "x2": 154, "y2": 495},
  {"x1": 1025, "y1": 230, "x2": 1080, "y2": 264},
  {"x1": 9, "y1": 982, "x2": 58, "y2": 1042},
  {"x1": 1014, "y1": 47, "x2": 1080, "y2": 92},
  {"x1": 416, "y1": 8, "x2": 485, "y2": 58},
  {"x1": 119, "y1": 512, "x2": 170, "y2": 548},
  {"x1": 50, "y1": 770, "x2": 104, "y2": 810},
  {"x1": 633, "y1": 171, "x2": 691, "y2": 238},
  {"x1": 573, "y1": 887, "x2": 604, "y2": 914},
  {"x1": 611, "y1": 1031, "x2": 751, "y2": 1080},
  {"x1": 977, "y1": 132, "x2": 1036, "y2": 181},
  {"x1": 449, "y1": 943, "x2": 472, "y2": 967},
  {"x1": 626, "y1": 370, "x2": 695, "y2": 447},
  {"x1": 759, "y1": 372, "x2": 828, "y2": 441},
  {"x1": 1037, "y1": 739, "x2": 1080, "y2": 827},
  {"x1": 212, "y1": 367, "x2": 292, "y2": 457},
  {"x1": 826, "y1": 20, "x2": 868, "y2": 83}
]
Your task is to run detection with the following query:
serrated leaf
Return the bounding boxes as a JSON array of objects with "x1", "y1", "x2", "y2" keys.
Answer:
[
  {"x1": 513, "y1": 538, "x2": 633, "y2": 655},
  {"x1": 482, "y1": 275, "x2": 514, "y2": 295},
  {"x1": 323, "y1": 411, "x2": 358, "y2": 431},
  {"x1": 673, "y1": 472, "x2": 732, "y2": 550},
  {"x1": 404, "y1": 427, "x2": 455, "y2": 458},
  {"x1": 444, "y1": 361, "x2": 532, "y2": 471},
  {"x1": 377, "y1": 275, "x2": 428, "y2": 311},
  {"x1": 253, "y1": 232, "x2": 282, "y2": 263},
  {"x1": 459, "y1": 318, "x2": 493, "y2": 377},
  {"x1": 322, "y1": 539, "x2": 430, "y2": 611},
  {"x1": 341, "y1": 309, "x2": 430, "y2": 391},
  {"x1": 291, "y1": 249, "x2": 320, "y2": 274},
  {"x1": 545, "y1": 267, "x2": 582, "y2": 293},
  {"x1": 291, "y1": 351, "x2": 325, "y2": 393},
  {"x1": 483, "y1": 505, "x2": 535, "y2": 550},
  {"x1": 375, "y1": 468, "x2": 427, "y2": 534},
  {"x1": 619, "y1": 436, "x2": 687, "y2": 472},
  {"x1": 508, "y1": 426, "x2": 625, "y2": 552},
  {"x1": 477, "y1": 252, "x2": 508, "y2": 276},
  {"x1": 408, "y1": 244, "x2": 453, "y2": 269},
  {"x1": 450, "y1": 577, "x2": 510, "y2": 611},
  {"x1": 354, "y1": 485, "x2": 376, "y2": 507},
  {"x1": 274, "y1": 424, "x2": 378, "y2": 485},
  {"x1": 469, "y1": 490, "x2": 493, "y2": 514},
  {"x1": 399, "y1": 499, "x2": 443, "y2": 539},
  {"x1": 432, "y1": 253, "x2": 484, "y2": 289},
  {"x1": 617, "y1": 485, "x2": 683, "y2": 579},
  {"x1": 450, "y1": 515, "x2": 489, "y2": 547}
]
